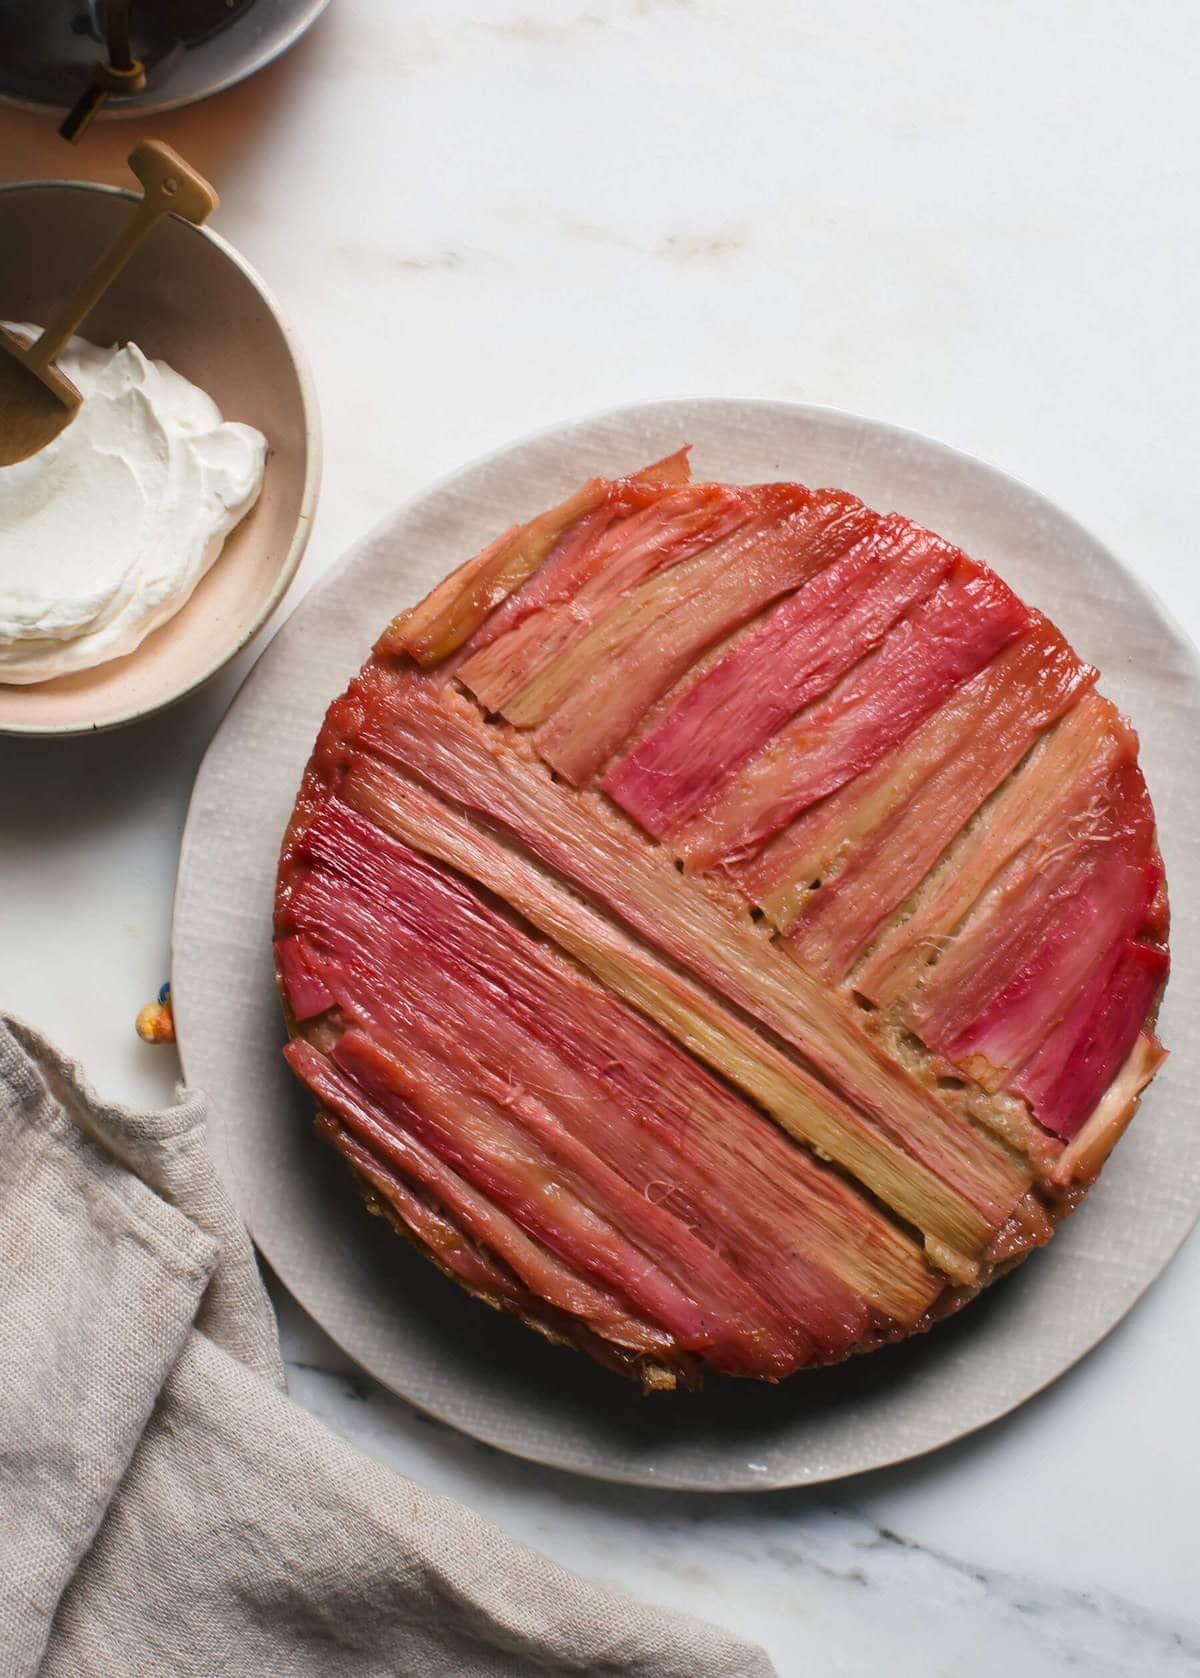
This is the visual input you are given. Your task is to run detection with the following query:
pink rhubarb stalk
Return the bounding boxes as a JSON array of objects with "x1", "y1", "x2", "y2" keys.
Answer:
[
  {"x1": 1050, "y1": 1031, "x2": 1167, "y2": 1186},
  {"x1": 1010, "y1": 939, "x2": 1169, "y2": 1138},
  {"x1": 855, "y1": 691, "x2": 1132, "y2": 1008},
  {"x1": 350, "y1": 683, "x2": 1030, "y2": 1252},
  {"x1": 458, "y1": 483, "x2": 751, "y2": 719},
  {"x1": 285, "y1": 1038, "x2": 677, "y2": 1356},
  {"x1": 670, "y1": 560, "x2": 1030, "y2": 872},
  {"x1": 740, "y1": 616, "x2": 1094, "y2": 927},
  {"x1": 274, "y1": 935, "x2": 335, "y2": 1020},
  {"x1": 602, "y1": 511, "x2": 955, "y2": 836},
  {"x1": 781, "y1": 624, "x2": 1096, "y2": 978},
  {"x1": 321, "y1": 1113, "x2": 543, "y2": 1313},
  {"x1": 329, "y1": 1027, "x2": 750, "y2": 1362},
  {"x1": 382, "y1": 450, "x2": 692, "y2": 668},
  {"x1": 535, "y1": 487, "x2": 879, "y2": 785},
  {"x1": 915, "y1": 765, "x2": 1157, "y2": 1079},
  {"x1": 452, "y1": 450, "x2": 695, "y2": 668},
  {"x1": 322, "y1": 1110, "x2": 700, "y2": 1385}
]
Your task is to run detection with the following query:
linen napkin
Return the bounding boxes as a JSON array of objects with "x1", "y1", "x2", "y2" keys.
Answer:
[{"x1": 0, "y1": 1016, "x2": 773, "y2": 1678}]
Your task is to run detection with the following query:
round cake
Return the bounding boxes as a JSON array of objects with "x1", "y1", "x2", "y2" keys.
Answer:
[{"x1": 275, "y1": 449, "x2": 1169, "y2": 1389}]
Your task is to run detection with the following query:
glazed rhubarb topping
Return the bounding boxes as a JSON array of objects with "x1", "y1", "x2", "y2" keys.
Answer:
[
  {"x1": 778, "y1": 623, "x2": 1098, "y2": 978},
  {"x1": 386, "y1": 449, "x2": 692, "y2": 667},
  {"x1": 1011, "y1": 940, "x2": 1169, "y2": 1139},
  {"x1": 854, "y1": 689, "x2": 1129, "y2": 1008},
  {"x1": 535, "y1": 487, "x2": 877, "y2": 785},
  {"x1": 277, "y1": 453, "x2": 1168, "y2": 1388},
  {"x1": 910, "y1": 763, "x2": 1157, "y2": 1076},
  {"x1": 458, "y1": 482, "x2": 750, "y2": 717},
  {"x1": 667, "y1": 560, "x2": 1031, "y2": 871},
  {"x1": 288, "y1": 797, "x2": 929, "y2": 1368},
  {"x1": 354, "y1": 678, "x2": 1028, "y2": 1248},
  {"x1": 603, "y1": 511, "x2": 955, "y2": 833},
  {"x1": 741, "y1": 616, "x2": 1095, "y2": 927}
]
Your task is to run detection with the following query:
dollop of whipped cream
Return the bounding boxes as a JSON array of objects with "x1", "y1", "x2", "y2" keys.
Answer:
[{"x1": 0, "y1": 327, "x2": 267, "y2": 683}]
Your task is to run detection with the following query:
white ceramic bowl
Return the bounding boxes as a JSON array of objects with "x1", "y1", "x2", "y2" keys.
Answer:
[{"x1": 0, "y1": 180, "x2": 320, "y2": 735}]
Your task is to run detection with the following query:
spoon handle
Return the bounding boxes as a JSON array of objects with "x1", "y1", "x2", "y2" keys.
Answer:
[{"x1": 26, "y1": 143, "x2": 219, "y2": 374}]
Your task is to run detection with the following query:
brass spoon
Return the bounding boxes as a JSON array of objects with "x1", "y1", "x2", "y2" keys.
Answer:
[
  {"x1": 0, "y1": 141, "x2": 218, "y2": 469},
  {"x1": 59, "y1": 0, "x2": 147, "y2": 144}
]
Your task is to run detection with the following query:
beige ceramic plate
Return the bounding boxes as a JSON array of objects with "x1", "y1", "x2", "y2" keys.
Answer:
[
  {"x1": 0, "y1": 182, "x2": 320, "y2": 736},
  {"x1": 173, "y1": 399, "x2": 1200, "y2": 1490}
]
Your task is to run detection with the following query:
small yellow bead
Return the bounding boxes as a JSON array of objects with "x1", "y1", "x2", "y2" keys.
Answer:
[{"x1": 135, "y1": 1000, "x2": 176, "y2": 1044}]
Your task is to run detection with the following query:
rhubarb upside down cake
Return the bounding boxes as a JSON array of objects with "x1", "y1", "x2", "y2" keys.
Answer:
[{"x1": 275, "y1": 449, "x2": 1170, "y2": 1390}]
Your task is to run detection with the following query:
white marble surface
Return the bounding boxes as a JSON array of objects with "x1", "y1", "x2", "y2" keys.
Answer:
[{"x1": 3, "y1": 3, "x2": 1200, "y2": 1673}]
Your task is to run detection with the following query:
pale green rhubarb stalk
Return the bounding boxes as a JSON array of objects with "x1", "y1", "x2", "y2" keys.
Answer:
[
  {"x1": 353, "y1": 678, "x2": 1030, "y2": 1260},
  {"x1": 289, "y1": 806, "x2": 899, "y2": 1365},
  {"x1": 459, "y1": 484, "x2": 751, "y2": 719},
  {"x1": 317, "y1": 780, "x2": 942, "y2": 1327},
  {"x1": 382, "y1": 450, "x2": 691, "y2": 667}
]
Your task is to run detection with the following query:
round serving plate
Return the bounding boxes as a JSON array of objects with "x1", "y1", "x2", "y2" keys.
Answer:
[
  {"x1": 172, "y1": 398, "x2": 1200, "y2": 1491},
  {"x1": 0, "y1": 0, "x2": 331, "y2": 120}
]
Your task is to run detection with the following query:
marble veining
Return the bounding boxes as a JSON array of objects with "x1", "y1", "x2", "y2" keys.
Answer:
[
  {"x1": 276, "y1": 1282, "x2": 1200, "y2": 1678},
  {"x1": 2, "y1": 1, "x2": 1198, "y2": 1672},
  {"x1": 536, "y1": 211, "x2": 750, "y2": 261},
  {"x1": 332, "y1": 237, "x2": 480, "y2": 276}
]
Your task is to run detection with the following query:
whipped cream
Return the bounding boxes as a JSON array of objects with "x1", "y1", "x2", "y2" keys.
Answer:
[{"x1": 0, "y1": 327, "x2": 266, "y2": 683}]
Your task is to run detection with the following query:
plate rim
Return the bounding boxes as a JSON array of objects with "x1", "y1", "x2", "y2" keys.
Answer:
[{"x1": 173, "y1": 394, "x2": 1200, "y2": 1491}]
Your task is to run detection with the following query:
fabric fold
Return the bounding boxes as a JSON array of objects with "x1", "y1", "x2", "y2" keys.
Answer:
[
  {"x1": 0, "y1": 1017, "x2": 773, "y2": 1678},
  {"x1": 0, "y1": 1021, "x2": 218, "y2": 1678}
]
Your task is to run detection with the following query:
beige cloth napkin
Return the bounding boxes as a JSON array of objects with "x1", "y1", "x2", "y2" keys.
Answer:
[{"x1": 0, "y1": 1016, "x2": 773, "y2": 1678}]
